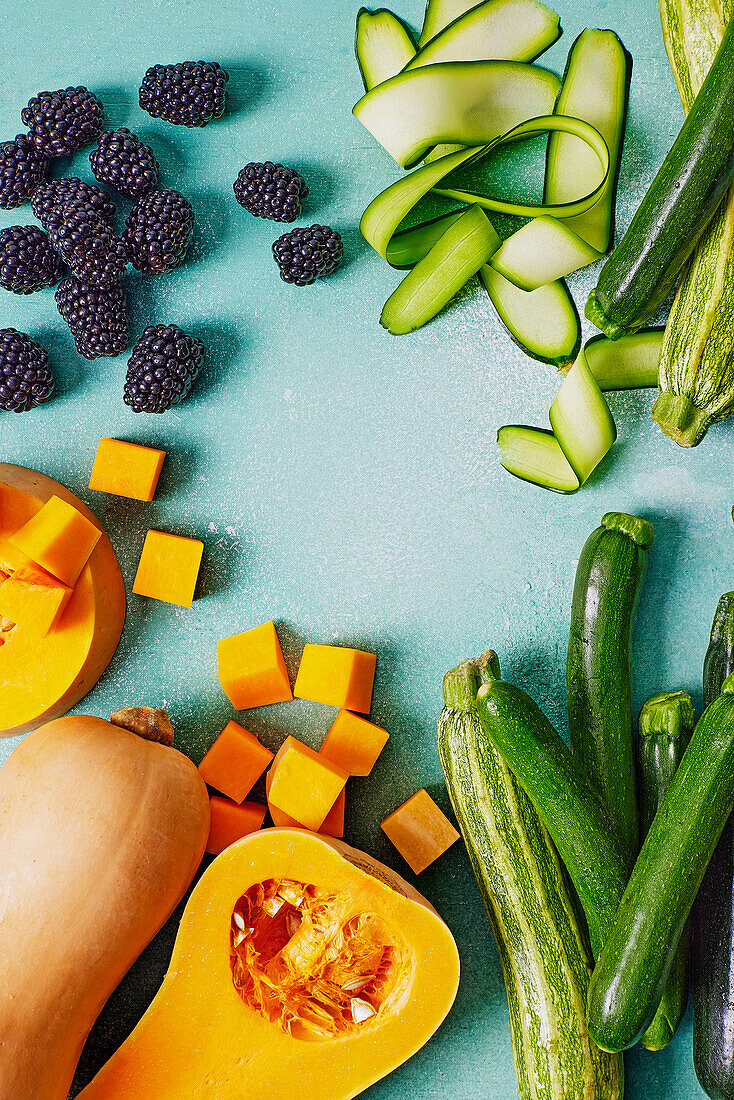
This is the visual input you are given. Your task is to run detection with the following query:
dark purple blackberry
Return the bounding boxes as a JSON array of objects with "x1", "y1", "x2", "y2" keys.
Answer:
[
  {"x1": 0, "y1": 330, "x2": 54, "y2": 411},
  {"x1": 123, "y1": 189, "x2": 193, "y2": 275},
  {"x1": 21, "y1": 87, "x2": 105, "y2": 158},
  {"x1": 55, "y1": 275, "x2": 129, "y2": 360},
  {"x1": 31, "y1": 177, "x2": 115, "y2": 233},
  {"x1": 90, "y1": 129, "x2": 160, "y2": 198},
  {"x1": 234, "y1": 162, "x2": 308, "y2": 223},
  {"x1": 48, "y1": 199, "x2": 127, "y2": 288},
  {"x1": 0, "y1": 135, "x2": 48, "y2": 210},
  {"x1": 0, "y1": 225, "x2": 65, "y2": 295},
  {"x1": 124, "y1": 325, "x2": 205, "y2": 413},
  {"x1": 272, "y1": 225, "x2": 343, "y2": 286},
  {"x1": 139, "y1": 61, "x2": 228, "y2": 127}
]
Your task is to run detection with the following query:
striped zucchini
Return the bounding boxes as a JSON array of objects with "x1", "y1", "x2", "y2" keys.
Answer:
[{"x1": 438, "y1": 652, "x2": 623, "y2": 1099}]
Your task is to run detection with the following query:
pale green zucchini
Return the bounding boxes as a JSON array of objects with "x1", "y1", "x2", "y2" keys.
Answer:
[
  {"x1": 355, "y1": 7, "x2": 417, "y2": 91},
  {"x1": 407, "y1": 0, "x2": 560, "y2": 69},
  {"x1": 419, "y1": 0, "x2": 480, "y2": 45},
  {"x1": 489, "y1": 215, "x2": 601, "y2": 291},
  {"x1": 583, "y1": 329, "x2": 664, "y2": 390},
  {"x1": 549, "y1": 351, "x2": 617, "y2": 484},
  {"x1": 497, "y1": 426, "x2": 580, "y2": 493},
  {"x1": 481, "y1": 265, "x2": 581, "y2": 367}
]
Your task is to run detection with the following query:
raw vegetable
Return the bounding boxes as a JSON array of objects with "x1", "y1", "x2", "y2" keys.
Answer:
[
  {"x1": 320, "y1": 708, "x2": 390, "y2": 775},
  {"x1": 489, "y1": 215, "x2": 601, "y2": 291},
  {"x1": 0, "y1": 711, "x2": 209, "y2": 1100},
  {"x1": 10, "y1": 494, "x2": 101, "y2": 587},
  {"x1": 77, "y1": 831, "x2": 460, "y2": 1100},
  {"x1": 419, "y1": 0, "x2": 478, "y2": 45},
  {"x1": 637, "y1": 690, "x2": 695, "y2": 1051},
  {"x1": 218, "y1": 620, "x2": 293, "y2": 709},
  {"x1": 206, "y1": 796, "x2": 267, "y2": 854},
  {"x1": 197, "y1": 720, "x2": 274, "y2": 803},
  {"x1": 268, "y1": 735, "x2": 348, "y2": 830},
  {"x1": 587, "y1": 673, "x2": 734, "y2": 1052},
  {"x1": 438, "y1": 652, "x2": 623, "y2": 1099},
  {"x1": 381, "y1": 787, "x2": 460, "y2": 873},
  {"x1": 0, "y1": 563, "x2": 71, "y2": 637},
  {"x1": 496, "y1": 425, "x2": 580, "y2": 493},
  {"x1": 265, "y1": 769, "x2": 346, "y2": 837},
  {"x1": 549, "y1": 351, "x2": 617, "y2": 485},
  {"x1": 407, "y1": 0, "x2": 560, "y2": 69},
  {"x1": 586, "y1": 17, "x2": 734, "y2": 339},
  {"x1": 567, "y1": 511, "x2": 654, "y2": 866},
  {"x1": 545, "y1": 29, "x2": 632, "y2": 252},
  {"x1": 294, "y1": 642, "x2": 376, "y2": 710},
  {"x1": 386, "y1": 209, "x2": 466, "y2": 267},
  {"x1": 89, "y1": 438, "x2": 166, "y2": 501},
  {"x1": 693, "y1": 592, "x2": 734, "y2": 1100},
  {"x1": 583, "y1": 329, "x2": 664, "y2": 390},
  {"x1": 355, "y1": 7, "x2": 417, "y2": 92},
  {"x1": 380, "y1": 204, "x2": 500, "y2": 333},
  {"x1": 132, "y1": 528, "x2": 203, "y2": 608},
  {"x1": 480, "y1": 266, "x2": 581, "y2": 367}
]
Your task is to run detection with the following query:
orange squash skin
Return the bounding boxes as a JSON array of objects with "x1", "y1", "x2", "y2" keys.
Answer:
[
  {"x1": 78, "y1": 829, "x2": 460, "y2": 1100},
  {"x1": 0, "y1": 715, "x2": 210, "y2": 1100}
]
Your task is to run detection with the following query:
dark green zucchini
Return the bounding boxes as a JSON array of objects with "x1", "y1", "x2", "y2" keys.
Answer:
[
  {"x1": 586, "y1": 16, "x2": 734, "y2": 339},
  {"x1": 567, "y1": 512, "x2": 654, "y2": 867},
  {"x1": 587, "y1": 673, "x2": 734, "y2": 1052},
  {"x1": 637, "y1": 690, "x2": 695, "y2": 1051},
  {"x1": 693, "y1": 593, "x2": 734, "y2": 1100}
]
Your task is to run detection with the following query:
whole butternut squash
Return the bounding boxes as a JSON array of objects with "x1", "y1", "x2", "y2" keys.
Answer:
[{"x1": 0, "y1": 713, "x2": 210, "y2": 1100}]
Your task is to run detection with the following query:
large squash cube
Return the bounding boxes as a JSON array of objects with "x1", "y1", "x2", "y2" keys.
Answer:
[
  {"x1": 90, "y1": 438, "x2": 166, "y2": 502},
  {"x1": 206, "y1": 797, "x2": 266, "y2": 855},
  {"x1": 320, "y1": 709, "x2": 389, "y2": 776},
  {"x1": 268, "y1": 736, "x2": 347, "y2": 831},
  {"x1": 218, "y1": 621, "x2": 292, "y2": 709},
  {"x1": 0, "y1": 565, "x2": 72, "y2": 636},
  {"x1": 133, "y1": 530, "x2": 203, "y2": 608},
  {"x1": 198, "y1": 721, "x2": 273, "y2": 804},
  {"x1": 266, "y1": 769, "x2": 346, "y2": 838},
  {"x1": 9, "y1": 495, "x2": 101, "y2": 587},
  {"x1": 294, "y1": 643, "x2": 376, "y2": 713},
  {"x1": 381, "y1": 789, "x2": 459, "y2": 875}
]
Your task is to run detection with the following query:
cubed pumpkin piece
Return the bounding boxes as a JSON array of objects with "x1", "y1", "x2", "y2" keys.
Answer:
[
  {"x1": 0, "y1": 567, "x2": 72, "y2": 636},
  {"x1": 206, "y1": 797, "x2": 266, "y2": 855},
  {"x1": 381, "y1": 789, "x2": 460, "y2": 875},
  {"x1": 268, "y1": 736, "x2": 347, "y2": 831},
  {"x1": 133, "y1": 530, "x2": 203, "y2": 608},
  {"x1": 198, "y1": 721, "x2": 273, "y2": 804},
  {"x1": 89, "y1": 438, "x2": 166, "y2": 502},
  {"x1": 266, "y1": 769, "x2": 346, "y2": 838},
  {"x1": 320, "y1": 709, "x2": 389, "y2": 776},
  {"x1": 294, "y1": 643, "x2": 376, "y2": 713},
  {"x1": 218, "y1": 621, "x2": 292, "y2": 709},
  {"x1": 9, "y1": 495, "x2": 101, "y2": 587}
]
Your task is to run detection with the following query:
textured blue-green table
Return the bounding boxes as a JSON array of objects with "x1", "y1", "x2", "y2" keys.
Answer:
[{"x1": 1, "y1": 0, "x2": 733, "y2": 1095}]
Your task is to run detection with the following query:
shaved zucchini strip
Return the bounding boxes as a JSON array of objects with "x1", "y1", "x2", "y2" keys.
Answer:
[
  {"x1": 380, "y1": 204, "x2": 500, "y2": 334},
  {"x1": 480, "y1": 266, "x2": 581, "y2": 368},
  {"x1": 355, "y1": 8, "x2": 417, "y2": 92},
  {"x1": 583, "y1": 329, "x2": 664, "y2": 391},
  {"x1": 549, "y1": 350, "x2": 617, "y2": 483},
  {"x1": 385, "y1": 210, "x2": 467, "y2": 267},
  {"x1": 489, "y1": 215, "x2": 601, "y2": 290},
  {"x1": 419, "y1": 0, "x2": 482, "y2": 46},
  {"x1": 497, "y1": 425, "x2": 580, "y2": 492},
  {"x1": 407, "y1": 0, "x2": 560, "y2": 69}
]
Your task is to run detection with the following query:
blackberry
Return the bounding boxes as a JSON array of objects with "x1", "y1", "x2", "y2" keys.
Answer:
[
  {"x1": 31, "y1": 177, "x2": 115, "y2": 233},
  {"x1": 0, "y1": 225, "x2": 65, "y2": 295},
  {"x1": 48, "y1": 199, "x2": 127, "y2": 288},
  {"x1": 272, "y1": 225, "x2": 343, "y2": 286},
  {"x1": 0, "y1": 329, "x2": 54, "y2": 412},
  {"x1": 0, "y1": 135, "x2": 48, "y2": 210},
  {"x1": 139, "y1": 61, "x2": 228, "y2": 127},
  {"x1": 123, "y1": 189, "x2": 193, "y2": 275},
  {"x1": 124, "y1": 325, "x2": 205, "y2": 413},
  {"x1": 90, "y1": 128, "x2": 160, "y2": 198},
  {"x1": 22, "y1": 87, "x2": 105, "y2": 158},
  {"x1": 55, "y1": 275, "x2": 129, "y2": 360},
  {"x1": 234, "y1": 162, "x2": 308, "y2": 223}
]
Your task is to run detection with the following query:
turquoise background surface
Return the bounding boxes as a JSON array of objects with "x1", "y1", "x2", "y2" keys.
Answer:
[{"x1": 1, "y1": 0, "x2": 733, "y2": 1095}]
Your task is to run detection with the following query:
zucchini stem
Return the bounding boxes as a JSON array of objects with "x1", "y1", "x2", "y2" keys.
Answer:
[{"x1": 651, "y1": 391, "x2": 714, "y2": 447}]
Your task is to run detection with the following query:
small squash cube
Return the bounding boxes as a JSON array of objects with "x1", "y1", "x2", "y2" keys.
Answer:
[
  {"x1": 133, "y1": 530, "x2": 203, "y2": 608},
  {"x1": 266, "y1": 769, "x2": 346, "y2": 838},
  {"x1": 9, "y1": 495, "x2": 101, "y2": 587},
  {"x1": 381, "y1": 789, "x2": 460, "y2": 874},
  {"x1": 294, "y1": 643, "x2": 376, "y2": 713},
  {"x1": 0, "y1": 566, "x2": 72, "y2": 636},
  {"x1": 218, "y1": 621, "x2": 292, "y2": 709},
  {"x1": 198, "y1": 721, "x2": 273, "y2": 804},
  {"x1": 89, "y1": 438, "x2": 166, "y2": 502},
  {"x1": 206, "y1": 797, "x2": 267, "y2": 855},
  {"x1": 268, "y1": 736, "x2": 347, "y2": 831},
  {"x1": 320, "y1": 709, "x2": 389, "y2": 776}
]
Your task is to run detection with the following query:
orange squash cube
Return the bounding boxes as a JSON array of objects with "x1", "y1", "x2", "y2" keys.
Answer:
[
  {"x1": 268, "y1": 736, "x2": 348, "y2": 831},
  {"x1": 320, "y1": 709, "x2": 389, "y2": 776},
  {"x1": 266, "y1": 769, "x2": 346, "y2": 838},
  {"x1": 206, "y1": 797, "x2": 266, "y2": 855},
  {"x1": 293, "y1": 643, "x2": 376, "y2": 713},
  {"x1": 218, "y1": 621, "x2": 292, "y2": 709},
  {"x1": 381, "y1": 789, "x2": 460, "y2": 875},
  {"x1": 9, "y1": 495, "x2": 101, "y2": 587},
  {"x1": 132, "y1": 530, "x2": 203, "y2": 608},
  {"x1": 198, "y1": 721, "x2": 273, "y2": 804},
  {"x1": 0, "y1": 566, "x2": 72, "y2": 636},
  {"x1": 89, "y1": 438, "x2": 166, "y2": 502}
]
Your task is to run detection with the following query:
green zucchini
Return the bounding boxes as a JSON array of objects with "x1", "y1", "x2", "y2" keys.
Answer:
[
  {"x1": 438, "y1": 654, "x2": 623, "y2": 1100},
  {"x1": 567, "y1": 512, "x2": 653, "y2": 866},
  {"x1": 407, "y1": 0, "x2": 561, "y2": 69},
  {"x1": 587, "y1": 673, "x2": 734, "y2": 1052},
  {"x1": 497, "y1": 425, "x2": 580, "y2": 493},
  {"x1": 480, "y1": 266, "x2": 581, "y2": 368},
  {"x1": 355, "y1": 7, "x2": 417, "y2": 92},
  {"x1": 380, "y1": 204, "x2": 500, "y2": 334},
  {"x1": 489, "y1": 215, "x2": 601, "y2": 291},
  {"x1": 583, "y1": 329, "x2": 664, "y2": 390},
  {"x1": 586, "y1": 17, "x2": 734, "y2": 339},
  {"x1": 419, "y1": 0, "x2": 479, "y2": 46},
  {"x1": 545, "y1": 29, "x2": 632, "y2": 253},
  {"x1": 548, "y1": 352, "x2": 617, "y2": 486},
  {"x1": 637, "y1": 690, "x2": 695, "y2": 1051},
  {"x1": 385, "y1": 210, "x2": 466, "y2": 268}
]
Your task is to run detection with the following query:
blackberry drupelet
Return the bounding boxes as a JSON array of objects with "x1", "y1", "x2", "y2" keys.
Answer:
[
  {"x1": 272, "y1": 225, "x2": 343, "y2": 285},
  {"x1": 55, "y1": 275, "x2": 129, "y2": 360},
  {"x1": 31, "y1": 177, "x2": 115, "y2": 233},
  {"x1": 22, "y1": 87, "x2": 105, "y2": 158},
  {"x1": 0, "y1": 329, "x2": 54, "y2": 411},
  {"x1": 0, "y1": 225, "x2": 65, "y2": 295},
  {"x1": 139, "y1": 61, "x2": 228, "y2": 127},
  {"x1": 0, "y1": 135, "x2": 48, "y2": 210},
  {"x1": 124, "y1": 324, "x2": 205, "y2": 413},
  {"x1": 48, "y1": 199, "x2": 127, "y2": 288},
  {"x1": 233, "y1": 162, "x2": 308, "y2": 223},
  {"x1": 123, "y1": 189, "x2": 193, "y2": 275},
  {"x1": 90, "y1": 128, "x2": 160, "y2": 198}
]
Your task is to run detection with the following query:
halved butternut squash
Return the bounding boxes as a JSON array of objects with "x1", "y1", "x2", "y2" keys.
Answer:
[{"x1": 78, "y1": 829, "x2": 460, "y2": 1100}]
